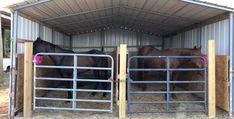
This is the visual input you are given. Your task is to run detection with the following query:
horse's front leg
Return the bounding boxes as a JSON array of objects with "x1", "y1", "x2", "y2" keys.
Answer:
[
  {"x1": 101, "y1": 70, "x2": 108, "y2": 97},
  {"x1": 102, "y1": 83, "x2": 107, "y2": 97},
  {"x1": 91, "y1": 70, "x2": 101, "y2": 96},
  {"x1": 91, "y1": 83, "x2": 99, "y2": 96},
  {"x1": 171, "y1": 71, "x2": 179, "y2": 99},
  {"x1": 164, "y1": 71, "x2": 178, "y2": 100},
  {"x1": 65, "y1": 73, "x2": 73, "y2": 100},
  {"x1": 57, "y1": 69, "x2": 72, "y2": 100},
  {"x1": 66, "y1": 81, "x2": 72, "y2": 99},
  {"x1": 138, "y1": 59, "x2": 146, "y2": 91}
]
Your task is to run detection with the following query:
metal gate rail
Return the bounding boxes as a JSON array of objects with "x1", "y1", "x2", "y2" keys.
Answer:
[
  {"x1": 33, "y1": 53, "x2": 114, "y2": 112},
  {"x1": 127, "y1": 56, "x2": 207, "y2": 113}
]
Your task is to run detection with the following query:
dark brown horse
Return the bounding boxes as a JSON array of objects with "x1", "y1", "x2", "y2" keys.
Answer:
[
  {"x1": 137, "y1": 46, "x2": 204, "y2": 98},
  {"x1": 137, "y1": 45, "x2": 161, "y2": 89},
  {"x1": 33, "y1": 37, "x2": 109, "y2": 99}
]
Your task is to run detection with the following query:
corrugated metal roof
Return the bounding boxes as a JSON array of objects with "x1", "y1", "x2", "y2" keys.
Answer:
[{"x1": 7, "y1": 0, "x2": 233, "y2": 36}]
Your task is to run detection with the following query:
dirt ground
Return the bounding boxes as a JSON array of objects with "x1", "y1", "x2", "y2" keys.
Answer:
[
  {"x1": 14, "y1": 85, "x2": 233, "y2": 119},
  {"x1": 12, "y1": 106, "x2": 231, "y2": 119},
  {"x1": 0, "y1": 72, "x2": 9, "y2": 118}
]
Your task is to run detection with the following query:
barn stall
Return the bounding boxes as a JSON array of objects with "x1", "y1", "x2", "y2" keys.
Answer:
[{"x1": 6, "y1": 0, "x2": 234, "y2": 118}]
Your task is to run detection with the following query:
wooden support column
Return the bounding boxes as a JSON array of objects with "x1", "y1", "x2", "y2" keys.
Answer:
[
  {"x1": 208, "y1": 40, "x2": 215, "y2": 118},
  {"x1": 119, "y1": 44, "x2": 127, "y2": 119},
  {"x1": 24, "y1": 41, "x2": 33, "y2": 118}
]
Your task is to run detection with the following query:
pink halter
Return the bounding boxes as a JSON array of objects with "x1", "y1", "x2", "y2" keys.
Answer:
[
  {"x1": 33, "y1": 55, "x2": 44, "y2": 65},
  {"x1": 202, "y1": 55, "x2": 208, "y2": 64}
]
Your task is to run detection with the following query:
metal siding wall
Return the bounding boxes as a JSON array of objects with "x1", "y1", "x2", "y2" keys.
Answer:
[
  {"x1": 164, "y1": 19, "x2": 229, "y2": 55},
  {"x1": 164, "y1": 37, "x2": 171, "y2": 49},
  {"x1": 53, "y1": 31, "x2": 64, "y2": 46},
  {"x1": 105, "y1": 29, "x2": 137, "y2": 46},
  {"x1": 17, "y1": 16, "x2": 39, "y2": 53},
  {"x1": 201, "y1": 19, "x2": 229, "y2": 55},
  {"x1": 72, "y1": 28, "x2": 162, "y2": 52},
  {"x1": 171, "y1": 34, "x2": 182, "y2": 48},
  {"x1": 43, "y1": 26, "x2": 52, "y2": 43},
  {"x1": 141, "y1": 34, "x2": 162, "y2": 50},
  {"x1": 184, "y1": 29, "x2": 199, "y2": 48},
  {"x1": 16, "y1": 16, "x2": 73, "y2": 53},
  {"x1": 104, "y1": 29, "x2": 138, "y2": 52},
  {"x1": 17, "y1": 16, "x2": 39, "y2": 41},
  {"x1": 64, "y1": 35, "x2": 70, "y2": 48},
  {"x1": 72, "y1": 32, "x2": 101, "y2": 52}
]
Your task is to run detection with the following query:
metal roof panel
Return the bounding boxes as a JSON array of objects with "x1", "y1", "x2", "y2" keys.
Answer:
[{"x1": 7, "y1": 0, "x2": 231, "y2": 35}]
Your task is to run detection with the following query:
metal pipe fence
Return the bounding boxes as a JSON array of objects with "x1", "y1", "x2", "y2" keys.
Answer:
[
  {"x1": 127, "y1": 55, "x2": 207, "y2": 113},
  {"x1": 33, "y1": 53, "x2": 114, "y2": 112}
]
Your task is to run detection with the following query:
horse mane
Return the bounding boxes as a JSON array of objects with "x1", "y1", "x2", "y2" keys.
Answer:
[
  {"x1": 143, "y1": 45, "x2": 159, "y2": 50},
  {"x1": 37, "y1": 38, "x2": 104, "y2": 54},
  {"x1": 165, "y1": 47, "x2": 201, "y2": 56},
  {"x1": 39, "y1": 38, "x2": 74, "y2": 53}
]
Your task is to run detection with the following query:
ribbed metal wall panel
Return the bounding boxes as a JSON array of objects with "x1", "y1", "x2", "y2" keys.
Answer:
[
  {"x1": 171, "y1": 34, "x2": 183, "y2": 48},
  {"x1": 64, "y1": 35, "x2": 70, "y2": 48},
  {"x1": 200, "y1": 19, "x2": 229, "y2": 55},
  {"x1": 17, "y1": 16, "x2": 39, "y2": 41},
  {"x1": 104, "y1": 29, "x2": 137, "y2": 46},
  {"x1": 141, "y1": 34, "x2": 162, "y2": 50},
  {"x1": 104, "y1": 29, "x2": 138, "y2": 52},
  {"x1": 17, "y1": 16, "x2": 68, "y2": 53},
  {"x1": 53, "y1": 31, "x2": 64, "y2": 46},
  {"x1": 72, "y1": 32, "x2": 101, "y2": 52},
  {"x1": 17, "y1": 16, "x2": 39, "y2": 53},
  {"x1": 72, "y1": 28, "x2": 162, "y2": 52},
  {"x1": 42, "y1": 26, "x2": 52, "y2": 43},
  {"x1": 164, "y1": 37, "x2": 171, "y2": 49},
  {"x1": 164, "y1": 19, "x2": 229, "y2": 55},
  {"x1": 184, "y1": 29, "x2": 199, "y2": 48}
]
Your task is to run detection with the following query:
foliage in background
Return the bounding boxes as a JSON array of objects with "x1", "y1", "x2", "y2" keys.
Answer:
[{"x1": 4, "y1": 29, "x2": 10, "y2": 58}]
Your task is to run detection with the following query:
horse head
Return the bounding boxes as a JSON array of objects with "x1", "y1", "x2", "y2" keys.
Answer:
[
  {"x1": 190, "y1": 46, "x2": 206, "y2": 68},
  {"x1": 33, "y1": 37, "x2": 53, "y2": 55}
]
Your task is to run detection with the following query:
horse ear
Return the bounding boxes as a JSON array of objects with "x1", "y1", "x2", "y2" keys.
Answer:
[
  {"x1": 36, "y1": 37, "x2": 43, "y2": 42},
  {"x1": 36, "y1": 37, "x2": 40, "y2": 41}
]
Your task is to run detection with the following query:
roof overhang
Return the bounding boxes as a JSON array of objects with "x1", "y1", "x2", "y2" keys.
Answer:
[
  {"x1": 0, "y1": 10, "x2": 11, "y2": 29},
  {"x1": 6, "y1": 0, "x2": 234, "y2": 36}
]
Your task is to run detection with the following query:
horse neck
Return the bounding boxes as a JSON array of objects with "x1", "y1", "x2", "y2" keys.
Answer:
[
  {"x1": 48, "y1": 45, "x2": 72, "y2": 66},
  {"x1": 145, "y1": 49, "x2": 199, "y2": 68},
  {"x1": 174, "y1": 49, "x2": 194, "y2": 56}
]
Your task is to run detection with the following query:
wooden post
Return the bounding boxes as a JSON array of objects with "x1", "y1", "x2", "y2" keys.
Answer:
[
  {"x1": 24, "y1": 42, "x2": 33, "y2": 118},
  {"x1": 119, "y1": 44, "x2": 127, "y2": 119},
  {"x1": 208, "y1": 40, "x2": 215, "y2": 118},
  {"x1": 115, "y1": 46, "x2": 120, "y2": 105}
]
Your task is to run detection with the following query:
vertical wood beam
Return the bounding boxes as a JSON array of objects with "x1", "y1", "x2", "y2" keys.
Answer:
[
  {"x1": 119, "y1": 44, "x2": 127, "y2": 119},
  {"x1": 24, "y1": 42, "x2": 33, "y2": 118},
  {"x1": 208, "y1": 40, "x2": 216, "y2": 118}
]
